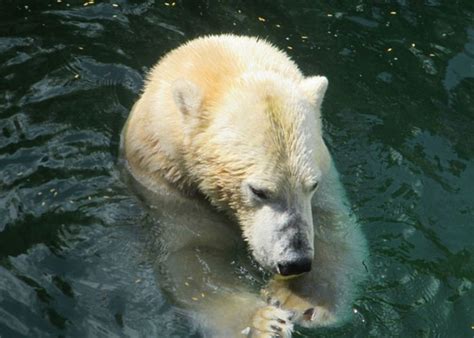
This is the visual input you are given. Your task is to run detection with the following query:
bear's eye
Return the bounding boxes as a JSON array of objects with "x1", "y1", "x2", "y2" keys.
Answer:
[
  {"x1": 310, "y1": 181, "x2": 319, "y2": 191},
  {"x1": 249, "y1": 185, "x2": 270, "y2": 200}
]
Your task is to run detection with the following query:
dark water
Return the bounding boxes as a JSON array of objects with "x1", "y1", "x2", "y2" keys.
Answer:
[{"x1": 1, "y1": 1, "x2": 473, "y2": 337}]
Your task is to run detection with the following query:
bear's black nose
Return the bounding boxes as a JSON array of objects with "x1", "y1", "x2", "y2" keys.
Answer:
[{"x1": 277, "y1": 257, "x2": 312, "y2": 276}]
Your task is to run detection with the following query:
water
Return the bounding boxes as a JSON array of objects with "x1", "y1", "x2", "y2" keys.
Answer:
[{"x1": 1, "y1": 1, "x2": 473, "y2": 337}]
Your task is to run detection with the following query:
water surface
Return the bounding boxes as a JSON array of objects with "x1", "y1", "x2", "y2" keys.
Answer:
[{"x1": 1, "y1": 1, "x2": 473, "y2": 337}]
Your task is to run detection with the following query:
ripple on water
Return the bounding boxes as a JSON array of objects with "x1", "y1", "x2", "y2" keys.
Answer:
[
  {"x1": 20, "y1": 56, "x2": 142, "y2": 106},
  {"x1": 0, "y1": 100, "x2": 188, "y2": 335},
  {"x1": 1, "y1": 1, "x2": 473, "y2": 337}
]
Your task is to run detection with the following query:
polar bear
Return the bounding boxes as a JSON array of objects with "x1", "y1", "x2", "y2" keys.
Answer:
[{"x1": 121, "y1": 35, "x2": 368, "y2": 337}]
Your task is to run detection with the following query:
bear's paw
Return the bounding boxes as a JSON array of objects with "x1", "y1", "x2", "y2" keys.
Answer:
[
  {"x1": 243, "y1": 305, "x2": 295, "y2": 338},
  {"x1": 262, "y1": 280, "x2": 337, "y2": 328}
]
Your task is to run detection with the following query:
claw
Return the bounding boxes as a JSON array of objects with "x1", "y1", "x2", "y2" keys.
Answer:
[
  {"x1": 269, "y1": 298, "x2": 281, "y2": 307},
  {"x1": 270, "y1": 324, "x2": 282, "y2": 332},
  {"x1": 251, "y1": 305, "x2": 294, "y2": 338}
]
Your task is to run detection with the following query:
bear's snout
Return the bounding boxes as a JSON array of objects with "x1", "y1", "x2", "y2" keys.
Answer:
[{"x1": 277, "y1": 256, "x2": 312, "y2": 276}]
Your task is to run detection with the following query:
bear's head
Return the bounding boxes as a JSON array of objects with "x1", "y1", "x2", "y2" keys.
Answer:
[{"x1": 173, "y1": 72, "x2": 329, "y2": 277}]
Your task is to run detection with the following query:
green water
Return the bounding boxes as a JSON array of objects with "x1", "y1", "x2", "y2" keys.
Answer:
[{"x1": 1, "y1": 1, "x2": 473, "y2": 337}]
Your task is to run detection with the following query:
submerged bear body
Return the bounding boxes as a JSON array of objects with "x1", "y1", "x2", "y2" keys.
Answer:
[{"x1": 122, "y1": 35, "x2": 367, "y2": 337}]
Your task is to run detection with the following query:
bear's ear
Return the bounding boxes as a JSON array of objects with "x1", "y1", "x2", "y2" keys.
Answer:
[
  {"x1": 300, "y1": 76, "x2": 328, "y2": 106},
  {"x1": 172, "y1": 79, "x2": 203, "y2": 117}
]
